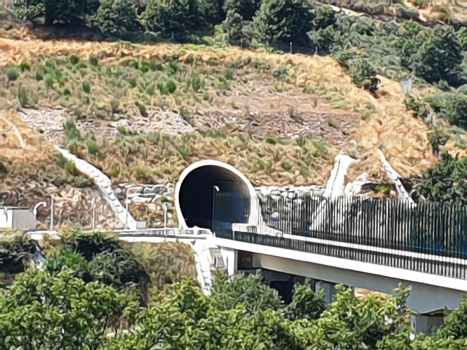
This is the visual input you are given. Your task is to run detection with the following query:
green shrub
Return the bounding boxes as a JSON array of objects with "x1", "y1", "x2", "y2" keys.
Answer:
[
  {"x1": 426, "y1": 92, "x2": 467, "y2": 128},
  {"x1": 6, "y1": 67, "x2": 19, "y2": 82},
  {"x1": 417, "y1": 153, "x2": 467, "y2": 203},
  {"x1": 18, "y1": 62, "x2": 31, "y2": 72},
  {"x1": 404, "y1": 94, "x2": 430, "y2": 119},
  {"x1": 69, "y1": 54, "x2": 80, "y2": 65},
  {"x1": 111, "y1": 99, "x2": 120, "y2": 112},
  {"x1": 45, "y1": 76, "x2": 54, "y2": 89},
  {"x1": 224, "y1": 68, "x2": 234, "y2": 80},
  {"x1": 135, "y1": 101, "x2": 148, "y2": 116},
  {"x1": 129, "y1": 77, "x2": 137, "y2": 88},
  {"x1": 349, "y1": 59, "x2": 380, "y2": 93},
  {"x1": 64, "y1": 120, "x2": 82, "y2": 142},
  {"x1": 87, "y1": 140, "x2": 101, "y2": 157},
  {"x1": 167, "y1": 61, "x2": 180, "y2": 75},
  {"x1": 191, "y1": 74, "x2": 205, "y2": 92},
  {"x1": 312, "y1": 26, "x2": 339, "y2": 53},
  {"x1": 428, "y1": 125, "x2": 450, "y2": 153},
  {"x1": 411, "y1": 0, "x2": 429, "y2": 9},
  {"x1": 46, "y1": 248, "x2": 92, "y2": 282},
  {"x1": 166, "y1": 80, "x2": 178, "y2": 94},
  {"x1": 89, "y1": 56, "x2": 99, "y2": 66},
  {"x1": 82, "y1": 81, "x2": 91, "y2": 93},
  {"x1": 149, "y1": 60, "x2": 164, "y2": 71},
  {"x1": 265, "y1": 137, "x2": 277, "y2": 145},
  {"x1": 34, "y1": 71, "x2": 44, "y2": 81},
  {"x1": 0, "y1": 157, "x2": 7, "y2": 180},
  {"x1": 17, "y1": 87, "x2": 30, "y2": 107}
]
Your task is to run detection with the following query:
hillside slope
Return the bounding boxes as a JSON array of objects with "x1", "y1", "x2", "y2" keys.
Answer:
[{"x1": 2, "y1": 0, "x2": 466, "y2": 228}]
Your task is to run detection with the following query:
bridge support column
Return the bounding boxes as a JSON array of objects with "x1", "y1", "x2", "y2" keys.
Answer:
[
  {"x1": 411, "y1": 314, "x2": 445, "y2": 335},
  {"x1": 315, "y1": 281, "x2": 338, "y2": 305},
  {"x1": 219, "y1": 247, "x2": 237, "y2": 276}
]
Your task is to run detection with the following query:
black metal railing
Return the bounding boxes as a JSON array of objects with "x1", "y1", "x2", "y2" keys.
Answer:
[{"x1": 213, "y1": 193, "x2": 467, "y2": 279}]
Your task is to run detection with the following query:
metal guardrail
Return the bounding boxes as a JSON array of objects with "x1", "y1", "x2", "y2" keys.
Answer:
[
  {"x1": 1, "y1": 227, "x2": 212, "y2": 240},
  {"x1": 213, "y1": 192, "x2": 467, "y2": 280},
  {"x1": 218, "y1": 230, "x2": 467, "y2": 280}
]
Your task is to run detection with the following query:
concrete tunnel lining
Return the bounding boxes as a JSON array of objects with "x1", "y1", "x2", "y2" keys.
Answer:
[{"x1": 175, "y1": 160, "x2": 261, "y2": 230}]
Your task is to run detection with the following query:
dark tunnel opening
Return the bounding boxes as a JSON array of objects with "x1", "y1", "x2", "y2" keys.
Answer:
[{"x1": 178, "y1": 165, "x2": 251, "y2": 231}]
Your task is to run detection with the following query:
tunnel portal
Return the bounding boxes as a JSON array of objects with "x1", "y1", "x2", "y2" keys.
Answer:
[{"x1": 175, "y1": 161, "x2": 258, "y2": 231}]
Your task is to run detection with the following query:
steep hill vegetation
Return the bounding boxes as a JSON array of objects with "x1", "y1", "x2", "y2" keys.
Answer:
[{"x1": 2, "y1": 0, "x2": 467, "y2": 229}]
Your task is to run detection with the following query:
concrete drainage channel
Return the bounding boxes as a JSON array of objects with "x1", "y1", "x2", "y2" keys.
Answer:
[{"x1": 55, "y1": 146, "x2": 146, "y2": 230}]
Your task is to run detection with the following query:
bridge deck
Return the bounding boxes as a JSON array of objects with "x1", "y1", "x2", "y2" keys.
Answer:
[{"x1": 213, "y1": 193, "x2": 467, "y2": 280}]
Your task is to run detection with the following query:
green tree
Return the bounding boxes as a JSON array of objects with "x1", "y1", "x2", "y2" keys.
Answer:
[
  {"x1": 313, "y1": 5, "x2": 336, "y2": 30},
  {"x1": 293, "y1": 284, "x2": 413, "y2": 349},
  {"x1": 0, "y1": 268, "x2": 138, "y2": 350},
  {"x1": 198, "y1": 0, "x2": 226, "y2": 28},
  {"x1": 417, "y1": 153, "x2": 467, "y2": 203},
  {"x1": 0, "y1": 232, "x2": 39, "y2": 278},
  {"x1": 222, "y1": 9, "x2": 248, "y2": 42},
  {"x1": 412, "y1": 25, "x2": 463, "y2": 84},
  {"x1": 222, "y1": 0, "x2": 261, "y2": 42},
  {"x1": 311, "y1": 25, "x2": 340, "y2": 52},
  {"x1": 285, "y1": 281, "x2": 326, "y2": 321},
  {"x1": 224, "y1": 0, "x2": 261, "y2": 21},
  {"x1": 15, "y1": 0, "x2": 94, "y2": 26},
  {"x1": 53, "y1": 228, "x2": 151, "y2": 302},
  {"x1": 254, "y1": 0, "x2": 315, "y2": 45},
  {"x1": 140, "y1": 0, "x2": 202, "y2": 36},
  {"x1": 426, "y1": 92, "x2": 467, "y2": 128},
  {"x1": 46, "y1": 247, "x2": 92, "y2": 282},
  {"x1": 211, "y1": 271, "x2": 283, "y2": 314},
  {"x1": 95, "y1": 0, "x2": 142, "y2": 36}
]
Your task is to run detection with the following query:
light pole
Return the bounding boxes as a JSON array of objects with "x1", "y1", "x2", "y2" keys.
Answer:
[
  {"x1": 212, "y1": 186, "x2": 219, "y2": 234},
  {"x1": 50, "y1": 195, "x2": 55, "y2": 231},
  {"x1": 125, "y1": 196, "x2": 132, "y2": 230},
  {"x1": 33, "y1": 202, "x2": 46, "y2": 221},
  {"x1": 162, "y1": 202, "x2": 169, "y2": 235},
  {"x1": 91, "y1": 198, "x2": 97, "y2": 231}
]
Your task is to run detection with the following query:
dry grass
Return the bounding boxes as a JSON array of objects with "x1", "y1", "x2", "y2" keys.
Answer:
[
  {"x1": 129, "y1": 241, "x2": 196, "y2": 290},
  {"x1": 0, "y1": 109, "x2": 53, "y2": 163},
  {"x1": 71, "y1": 131, "x2": 335, "y2": 187},
  {"x1": 0, "y1": 110, "x2": 91, "y2": 188},
  {"x1": 0, "y1": 33, "x2": 446, "y2": 182}
]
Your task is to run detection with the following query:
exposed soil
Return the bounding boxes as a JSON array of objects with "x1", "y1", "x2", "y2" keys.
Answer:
[
  {"x1": 16, "y1": 87, "x2": 361, "y2": 149},
  {"x1": 193, "y1": 110, "x2": 358, "y2": 148},
  {"x1": 194, "y1": 87, "x2": 360, "y2": 147}
]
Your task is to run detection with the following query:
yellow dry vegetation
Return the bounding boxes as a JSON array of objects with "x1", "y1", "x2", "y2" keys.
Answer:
[
  {"x1": 0, "y1": 33, "x2": 446, "y2": 182},
  {"x1": 77, "y1": 132, "x2": 336, "y2": 187},
  {"x1": 406, "y1": 0, "x2": 467, "y2": 21},
  {"x1": 0, "y1": 110, "x2": 54, "y2": 164}
]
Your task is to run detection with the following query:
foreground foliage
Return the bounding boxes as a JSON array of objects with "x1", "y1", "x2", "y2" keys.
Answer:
[
  {"x1": 0, "y1": 229, "x2": 197, "y2": 298},
  {"x1": 2, "y1": 267, "x2": 467, "y2": 349}
]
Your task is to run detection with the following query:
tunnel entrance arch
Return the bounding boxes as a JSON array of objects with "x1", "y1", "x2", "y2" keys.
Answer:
[{"x1": 175, "y1": 160, "x2": 260, "y2": 231}]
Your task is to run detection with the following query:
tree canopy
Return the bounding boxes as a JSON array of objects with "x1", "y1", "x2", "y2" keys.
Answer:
[{"x1": 2, "y1": 259, "x2": 467, "y2": 349}]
